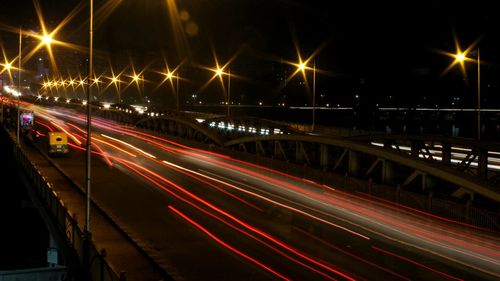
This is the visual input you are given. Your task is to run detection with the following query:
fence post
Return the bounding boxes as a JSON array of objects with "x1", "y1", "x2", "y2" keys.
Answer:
[
  {"x1": 427, "y1": 191, "x2": 433, "y2": 213},
  {"x1": 368, "y1": 178, "x2": 373, "y2": 195},
  {"x1": 82, "y1": 231, "x2": 92, "y2": 280},
  {"x1": 396, "y1": 184, "x2": 401, "y2": 204},
  {"x1": 465, "y1": 198, "x2": 471, "y2": 224},
  {"x1": 119, "y1": 271, "x2": 127, "y2": 281},
  {"x1": 100, "y1": 249, "x2": 107, "y2": 281}
]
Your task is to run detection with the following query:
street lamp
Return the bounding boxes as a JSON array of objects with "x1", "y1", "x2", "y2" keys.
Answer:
[
  {"x1": 296, "y1": 60, "x2": 317, "y2": 132},
  {"x1": 214, "y1": 67, "x2": 231, "y2": 117},
  {"x1": 15, "y1": 27, "x2": 54, "y2": 144},
  {"x1": 17, "y1": 26, "x2": 22, "y2": 144},
  {"x1": 162, "y1": 70, "x2": 180, "y2": 110},
  {"x1": 454, "y1": 49, "x2": 481, "y2": 140},
  {"x1": 1, "y1": 62, "x2": 14, "y2": 124},
  {"x1": 108, "y1": 74, "x2": 122, "y2": 102},
  {"x1": 85, "y1": 0, "x2": 94, "y2": 238},
  {"x1": 130, "y1": 72, "x2": 145, "y2": 102}
]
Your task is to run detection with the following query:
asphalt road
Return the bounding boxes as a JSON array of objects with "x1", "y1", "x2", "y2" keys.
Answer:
[{"x1": 17, "y1": 102, "x2": 500, "y2": 280}]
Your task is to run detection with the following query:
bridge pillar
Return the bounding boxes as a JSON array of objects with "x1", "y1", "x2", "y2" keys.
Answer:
[
  {"x1": 427, "y1": 191, "x2": 434, "y2": 212},
  {"x1": 320, "y1": 144, "x2": 329, "y2": 170},
  {"x1": 382, "y1": 160, "x2": 395, "y2": 185},
  {"x1": 274, "y1": 141, "x2": 287, "y2": 161},
  {"x1": 478, "y1": 148, "x2": 488, "y2": 180},
  {"x1": 296, "y1": 142, "x2": 303, "y2": 163},
  {"x1": 256, "y1": 141, "x2": 266, "y2": 156},
  {"x1": 295, "y1": 142, "x2": 310, "y2": 165},
  {"x1": 411, "y1": 141, "x2": 420, "y2": 157},
  {"x1": 441, "y1": 142, "x2": 451, "y2": 166},
  {"x1": 168, "y1": 120, "x2": 175, "y2": 133},
  {"x1": 348, "y1": 150, "x2": 360, "y2": 177},
  {"x1": 177, "y1": 123, "x2": 184, "y2": 136},
  {"x1": 160, "y1": 120, "x2": 167, "y2": 133}
]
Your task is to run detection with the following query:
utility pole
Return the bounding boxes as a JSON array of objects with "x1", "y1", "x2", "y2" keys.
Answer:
[{"x1": 17, "y1": 26, "x2": 22, "y2": 144}]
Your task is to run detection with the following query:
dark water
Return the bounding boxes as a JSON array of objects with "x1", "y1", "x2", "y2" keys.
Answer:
[
  {"x1": 0, "y1": 129, "x2": 48, "y2": 270},
  {"x1": 184, "y1": 105, "x2": 500, "y2": 140}
]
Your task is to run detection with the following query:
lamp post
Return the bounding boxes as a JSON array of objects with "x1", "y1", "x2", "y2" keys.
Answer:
[
  {"x1": 164, "y1": 70, "x2": 180, "y2": 110},
  {"x1": 227, "y1": 68, "x2": 231, "y2": 117},
  {"x1": 82, "y1": 1, "x2": 94, "y2": 279},
  {"x1": 312, "y1": 61, "x2": 316, "y2": 132},
  {"x1": 297, "y1": 60, "x2": 317, "y2": 132},
  {"x1": 111, "y1": 76, "x2": 121, "y2": 102},
  {"x1": 17, "y1": 26, "x2": 22, "y2": 144},
  {"x1": 454, "y1": 49, "x2": 481, "y2": 140},
  {"x1": 1, "y1": 63, "x2": 11, "y2": 124},
  {"x1": 477, "y1": 49, "x2": 480, "y2": 141},
  {"x1": 176, "y1": 70, "x2": 180, "y2": 110},
  {"x1": 85, "y1": 0, "x2": 94, "y2": 235},
  {"x1": 215, "y1": 67, "x2": 231, "y2": 117}
]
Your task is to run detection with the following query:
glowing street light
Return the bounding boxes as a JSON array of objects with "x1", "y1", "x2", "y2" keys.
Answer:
[
  {"x1": 2, "y1": 62, "x2": 12, "y2": 71},
  {"x1": 128, "y1": 70, "x2": 145, "y2": 101},
  {"x1": 15, "y1": 25, "x2": 58, "y2": 144},
  {"x1": 17, "y1": 26, "x2": 22, "y2": 144},
  {"x1": 211, "y1": 66, "x2": 231, "y2": 117},
  {"x1": 445, "y1": 42, "x2": 481, "y2": 140},
  {"x1": 106, "y1": 73, "x2": 122, "y2": 102},
  {"x1": 295, "y1": 59, "x2": 317, "y2": 132},
  {"x1": 41, "y1": 34, "x2": 53, "y2": 46},
  {"x1": 455, "y1": 52, "x2": 465, "y2": 63},
  {"x1": 161, "y1": 69, "x2": 180, "y2": 110}
]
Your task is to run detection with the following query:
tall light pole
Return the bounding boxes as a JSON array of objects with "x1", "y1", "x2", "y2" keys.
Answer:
[
  {"x1": 312, "y1": 60, "x2": 316, "y2": 132},
  {"x1": 176, "y1": 70, "x2": 180, "y2": 110},
  {"x1": 477, "y1": 48, "x2": 481, "y2": 141},
  {"x1": 0, "y1": 62, "x2": 12, "y2": 124},
  {"x1": 297, "y1": 60, "x2": 317, "y2": 132},
  {"x1": 214, "y1": 67, "x2": 231, "y2": 117},
  {"x1": 227, "y1": 68, "x2": 231, "y2": 117},
  {"x1": 454, "y1": 49, "x2": 481, "y2": 140},
  {"x1": 164, "y1": 70, "x2": 180, "y2": 110},
  {"x1": 17, "y1": 26, "x2": 22, "y2": 144},
  {"x1": 141, "y1": 74, "x2": 145, "y2": 102},
  {"x1": 85, "y1": 0, "x2": 93, "y2": 235}
]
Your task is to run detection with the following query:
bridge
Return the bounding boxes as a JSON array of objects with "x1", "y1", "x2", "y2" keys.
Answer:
[{"x1": 1, "y1": 96, "x2": 500, "y2": 280}]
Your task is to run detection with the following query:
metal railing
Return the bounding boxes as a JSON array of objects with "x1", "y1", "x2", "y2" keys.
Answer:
[{"x1": 6, "y1": 130, "x2": 123, "y2": 281}]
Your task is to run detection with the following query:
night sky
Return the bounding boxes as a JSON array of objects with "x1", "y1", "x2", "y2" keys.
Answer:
[{"x1": 1, "y1": 0, "x2": 500, "y2": 107}]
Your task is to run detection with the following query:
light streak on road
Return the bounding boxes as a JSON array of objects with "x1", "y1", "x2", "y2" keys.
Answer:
[
  {"x1": 101, "y1": 134, "x2": 157, "y2": 158},
  {"x1": 168, "y1": 206, "x2": 291, "y2": 281},
  {"x1": 161, "y1": 160, "x2": 370, "y2": 240},
  {"x1": 116, "y1": 157, "x2": 358, "y2": 280},
  {"x1": 372, "y1": 246, "x2": 465, "y2": 281}
]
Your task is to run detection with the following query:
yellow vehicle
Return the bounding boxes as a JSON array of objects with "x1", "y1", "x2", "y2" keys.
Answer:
[{"x1": 48, "y1": 132, "x2": 69, "y2": 155}]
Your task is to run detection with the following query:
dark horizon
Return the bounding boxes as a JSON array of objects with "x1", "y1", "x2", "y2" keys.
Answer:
[{"x1": 1, "y1": 0, "x2": 500, "y2": 108}]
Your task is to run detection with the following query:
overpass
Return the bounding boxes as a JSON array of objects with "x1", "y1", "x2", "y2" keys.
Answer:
[{"x1": 20, "y1": 97, "x2": 500, "y2": 221}]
